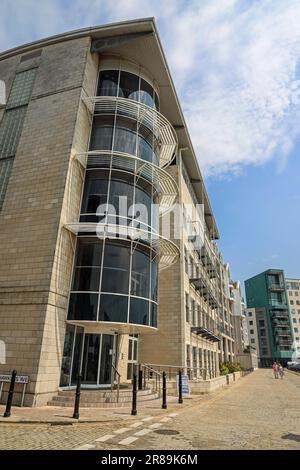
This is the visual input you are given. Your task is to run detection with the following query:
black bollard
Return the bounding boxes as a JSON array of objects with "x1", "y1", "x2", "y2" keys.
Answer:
[
  {"x1": 73, "y1": 374, "x2": 82, "y2": 420},
  {"x1": 138, "y1": 368, "x2": 143, "y2": 391},
  {"x1": 4, "y1": 370, "x2": 17, "y2": 418},
  {"x1": 178, "y1": 369, "x2": 183, "y2": 404},
  {"x1": 131, "y1": 374, "x2": 137, "y2": 416},
  {"x1": 162, "y1": 372, "x2": 167, "y2": 409}
]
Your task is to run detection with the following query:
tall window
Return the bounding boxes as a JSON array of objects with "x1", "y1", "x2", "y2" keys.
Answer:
[
  {"x1": 0, "y1": 68, "x2": 37, "y2": 209},
  {"x1": 185, "y1": 293, "x2": 190, "y2": 323},
  {"x1": 97, "y1": 69, "x2": 159, "y2": 110}
]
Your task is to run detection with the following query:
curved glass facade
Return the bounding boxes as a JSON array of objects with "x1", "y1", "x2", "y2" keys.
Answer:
[
  {"x1": 80, "y1": 169, "x2": 159, "y2": 233},
  {"x1": 97, "y1": 70, "x2": 159, "y2": 110},
  {"x1": 68, "y1": 237, "x2": 158, "y2": 327},
  {"x1": 66, "y1": 66, "x2": 162, "y2": 330},
  {"x1": 90, "y1": 113, "x2": 160, "y2": 167}
]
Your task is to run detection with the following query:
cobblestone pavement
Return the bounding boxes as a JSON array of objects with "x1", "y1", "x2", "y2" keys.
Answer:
[
  {"x1": 1, "y1": 370, "x2": 299, "y2": 450},
  {"x1": 116, "y1": 369, "x2": 300, "y2": 450}
]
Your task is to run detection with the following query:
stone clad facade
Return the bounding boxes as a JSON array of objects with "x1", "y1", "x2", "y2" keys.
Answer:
[{"x1": 0, "y1": 20, "x2": 237, "y2": 406}]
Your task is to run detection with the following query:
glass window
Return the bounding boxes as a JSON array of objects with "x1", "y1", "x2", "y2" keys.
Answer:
[
  {"x1": 101, "y1": 241, "x2": 130, "y2": 294},
  {"x1": 185, "y1": 293, "x2": 190, "y2": 323},
  {"x1": 80, "y1": 171, "x2": 109, "y2": 218},
  {"x1": 71, "y1": 327, "x2": 84, "y2": 385},
  {"x1": 131, "y1": 247, "x2": 150, "y2": 298},
  {"x1": 89, "y1": 115, "x2": 114, "y2": 151},
  {"x1": 140, "y1": 78, "x2": 155, "y2": 108},
  {"x1": 134, "y1": 183, "x2": 152, "y2": 230},
  {"x1": 68, "y1": 292, "x2": 98, "y2": 321},
  {"x1": 150, "y1": 302, "x2": 157, "y2": 328},
  {"x1": 6, "y1": 68, "x2": 37, "y2": 109},
  {"x1": 97, "y1": 70, "x2": 119, "y2": 97},
  {"x1": 72, "y1": 267, "x2": 100, "y2": 292},
  {"x1": 150, "y1": 259, "x2": 158, "y2": 302},
  {"x1": 0, "y1": 107, "x2": 27, "y2": 158},
  {"x1": 114, "y1": 116, "x2": 137, "y2": 155},
  {"x1": 59, "y1": 325, "x2": 75, "y2": 387},
  {"x1": 0, "y1": 159, "x2": 13, "y2": 208},
  {"x1": 118, "y1": 71, "x2": 139, "y2": 101},
  {"x1": 108, "y1": 173, "x2": 134, "y2": 225},
  {"x1": 129, "y1": 297, "x2": 149, "y2": 325},
  {"x1": 75, "y1": 238, "x2": 103, "y2": 267},
  {"x1": 99, "y1": 294, "x2": 128, "y2": 323}
]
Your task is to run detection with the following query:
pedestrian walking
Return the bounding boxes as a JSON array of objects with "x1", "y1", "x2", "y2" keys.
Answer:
[
  {"x1": 272, "y1": 361, "x2": 279, "y2": 379},
  {"x1": 278, "y1": 363, "x2": 284, "y2": 379}
]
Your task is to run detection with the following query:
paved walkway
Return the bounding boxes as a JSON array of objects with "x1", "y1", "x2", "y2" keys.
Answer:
[
  {"x1": 117, "y1": 369, "x2": 300, "y2": 450},
  {"x1": 0, "y1": 370, "x2": 299, "y2": 449}
]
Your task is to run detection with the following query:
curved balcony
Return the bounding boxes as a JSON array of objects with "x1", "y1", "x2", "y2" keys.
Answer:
[
  {"x1": 82, "y1": 94, "x2": 178, "y2": 168},
  {"x1": 75, "y1": 150, "x2": 178, "y2": 215},
  {"x1": 64, "y1": 222, "x2": 179, "y2": 271}
]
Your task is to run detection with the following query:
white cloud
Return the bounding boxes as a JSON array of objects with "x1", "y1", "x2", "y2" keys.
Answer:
[{"x1": 1, "y1": 0, "x2": 300, "y2": 177}]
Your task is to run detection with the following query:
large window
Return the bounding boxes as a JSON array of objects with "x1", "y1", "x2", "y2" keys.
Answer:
[
  {"x1": 97, "y1": 70, "x2": 159, "y2": 111},
  {"x1": 68, "y1": 237, "x2": 157, "y2": 327},
  {"x1": 90, "y1": 114, "x2": 159, "y2": 167},
  {"x1": 0, "y1": 68, "x2": 37, "y2": 209},
  {"x1": 80, "y1": 169, "x2": 158, "y2": 233}
]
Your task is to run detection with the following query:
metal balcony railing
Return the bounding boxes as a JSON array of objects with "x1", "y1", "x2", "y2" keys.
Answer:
[
  {"x1": 191, "y1": 326, "x2": 220, "y2": 343},
  {"x1": 268, "y1": 283, "x2": 285, "y2": 291},
  {"x1": 64, "y1": 223, "x2": 179, "y2": 271},
  {"x1": 75, "y1": 150, "x2": 178, "y2": 216},
  {"x1": 81, "y1": 95, "x2": 178, "y2": 168}
]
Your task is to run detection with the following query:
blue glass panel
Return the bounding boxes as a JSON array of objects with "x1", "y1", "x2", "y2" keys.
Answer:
[
  {"x1": 129, "y1": 297, "x2": 149, "y2": 325},
  {"x1": 68, "y1": 293, "x2": 98, "y2": 321},
  {"x1": 99, "y1": 294, "x2": 128, "y2": 323}
]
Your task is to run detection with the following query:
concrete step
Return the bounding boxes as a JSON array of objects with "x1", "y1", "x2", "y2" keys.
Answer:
[
  {"x1": 47, "y1": 387, "x2": 159, "y2": 408},
  {"x1": 47, "y1": 391, "x2": 159, "y2": 408},
  {"x1": 57, "y1": 388, "x2": 153, "y2": 399}
]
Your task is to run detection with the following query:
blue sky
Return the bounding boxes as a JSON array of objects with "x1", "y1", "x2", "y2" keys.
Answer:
[{"x1": 1, "y1": 0, "x2": 300, "y2": 285}]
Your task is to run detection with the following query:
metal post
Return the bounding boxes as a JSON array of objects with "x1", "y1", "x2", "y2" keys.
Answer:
[
  {"x1": 73, "y1": 374, "x2": 82, "y2": 420},
  {"x1": 178, "y1": 369, "x2": 183, "y2": 404},
  {"x1": 138, "y1": 368, "x2": 143, "y2": 391},
  {"x1": 131, "y1": 374, "x2": 137, "y2": 416},
  {"x1": 162, "y1": 372, "x2": 167, "y2": 409},
  {"x1": 3, "y1": 370, "x2": 17, "y2": 418}
]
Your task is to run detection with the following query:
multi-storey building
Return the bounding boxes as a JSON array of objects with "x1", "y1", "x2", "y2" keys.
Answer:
[
  {"x1": 0, "y1": 18, "x2": 236, "y2": 406},
  {"x1": 231, "y1": 281, "x2": 247, "y2": 356},
  {"x1": 285, "y1": 278, "x2": 300, "y2": 359},
  {"x1": 245, "y1": 269, "x2": 294, "y2": 366}
]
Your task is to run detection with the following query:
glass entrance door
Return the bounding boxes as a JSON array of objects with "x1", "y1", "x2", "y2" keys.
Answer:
[
  {"x1": 81, "y1": 333, "x2": 115, "y2": 387},
  {"x1": 60, "y1": 326, "x2": 116, "y2": 388},
  {"x1": 81, "y1": 334, "x2": 100, "y2": 385}
]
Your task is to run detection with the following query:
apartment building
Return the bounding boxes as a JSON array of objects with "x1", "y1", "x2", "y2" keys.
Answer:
[
  {"x1": 245, "y1": 269, "x2": 294, "y2": 366},
  {"x1": 285, "y1": 278, "x2": 300, "y2": 359},
  {"x1": 0, "y1": 18, "x2": 236, "y2": 406}
]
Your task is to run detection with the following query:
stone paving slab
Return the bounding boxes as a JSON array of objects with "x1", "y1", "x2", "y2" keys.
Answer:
[{"x1": 0, "y1": 395, "x2": 188, "y2": 424}]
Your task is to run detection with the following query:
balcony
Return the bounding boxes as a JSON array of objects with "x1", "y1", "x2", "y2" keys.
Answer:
[
  {"x1": 268, "y1": 283, "x2": 285, "y2": 291},
  {"x1": 269, "y1": 300, "x2": 287, "y2": 308},
  {"x1": 64, "y1": 223, "x2": 179, "y2": 271},
  {"x1": 191, "y1": 326, "x2": 220, "y2": 343},
  {"x1": 81, "y1": 94, "x2": 178, "y2": 168},
  {"x1": 75, "y1": 151, "x2": 178, "y2": 216}
]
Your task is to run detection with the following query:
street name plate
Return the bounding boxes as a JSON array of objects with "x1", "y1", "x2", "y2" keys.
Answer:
[{"x1": 0, "y1": 374, "x2": 29, "y2": 384}]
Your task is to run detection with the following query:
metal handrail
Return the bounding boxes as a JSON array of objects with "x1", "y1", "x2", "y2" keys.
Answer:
[
  {"x1": 141, "y1": 364, "x2": 162, "y2": 396},
  {"x1": 143, "y1": 363, "x2": 216, "y2": 381},
  {"x1": 111, "y1": 365, "x2": 121, "y2": 403}
]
